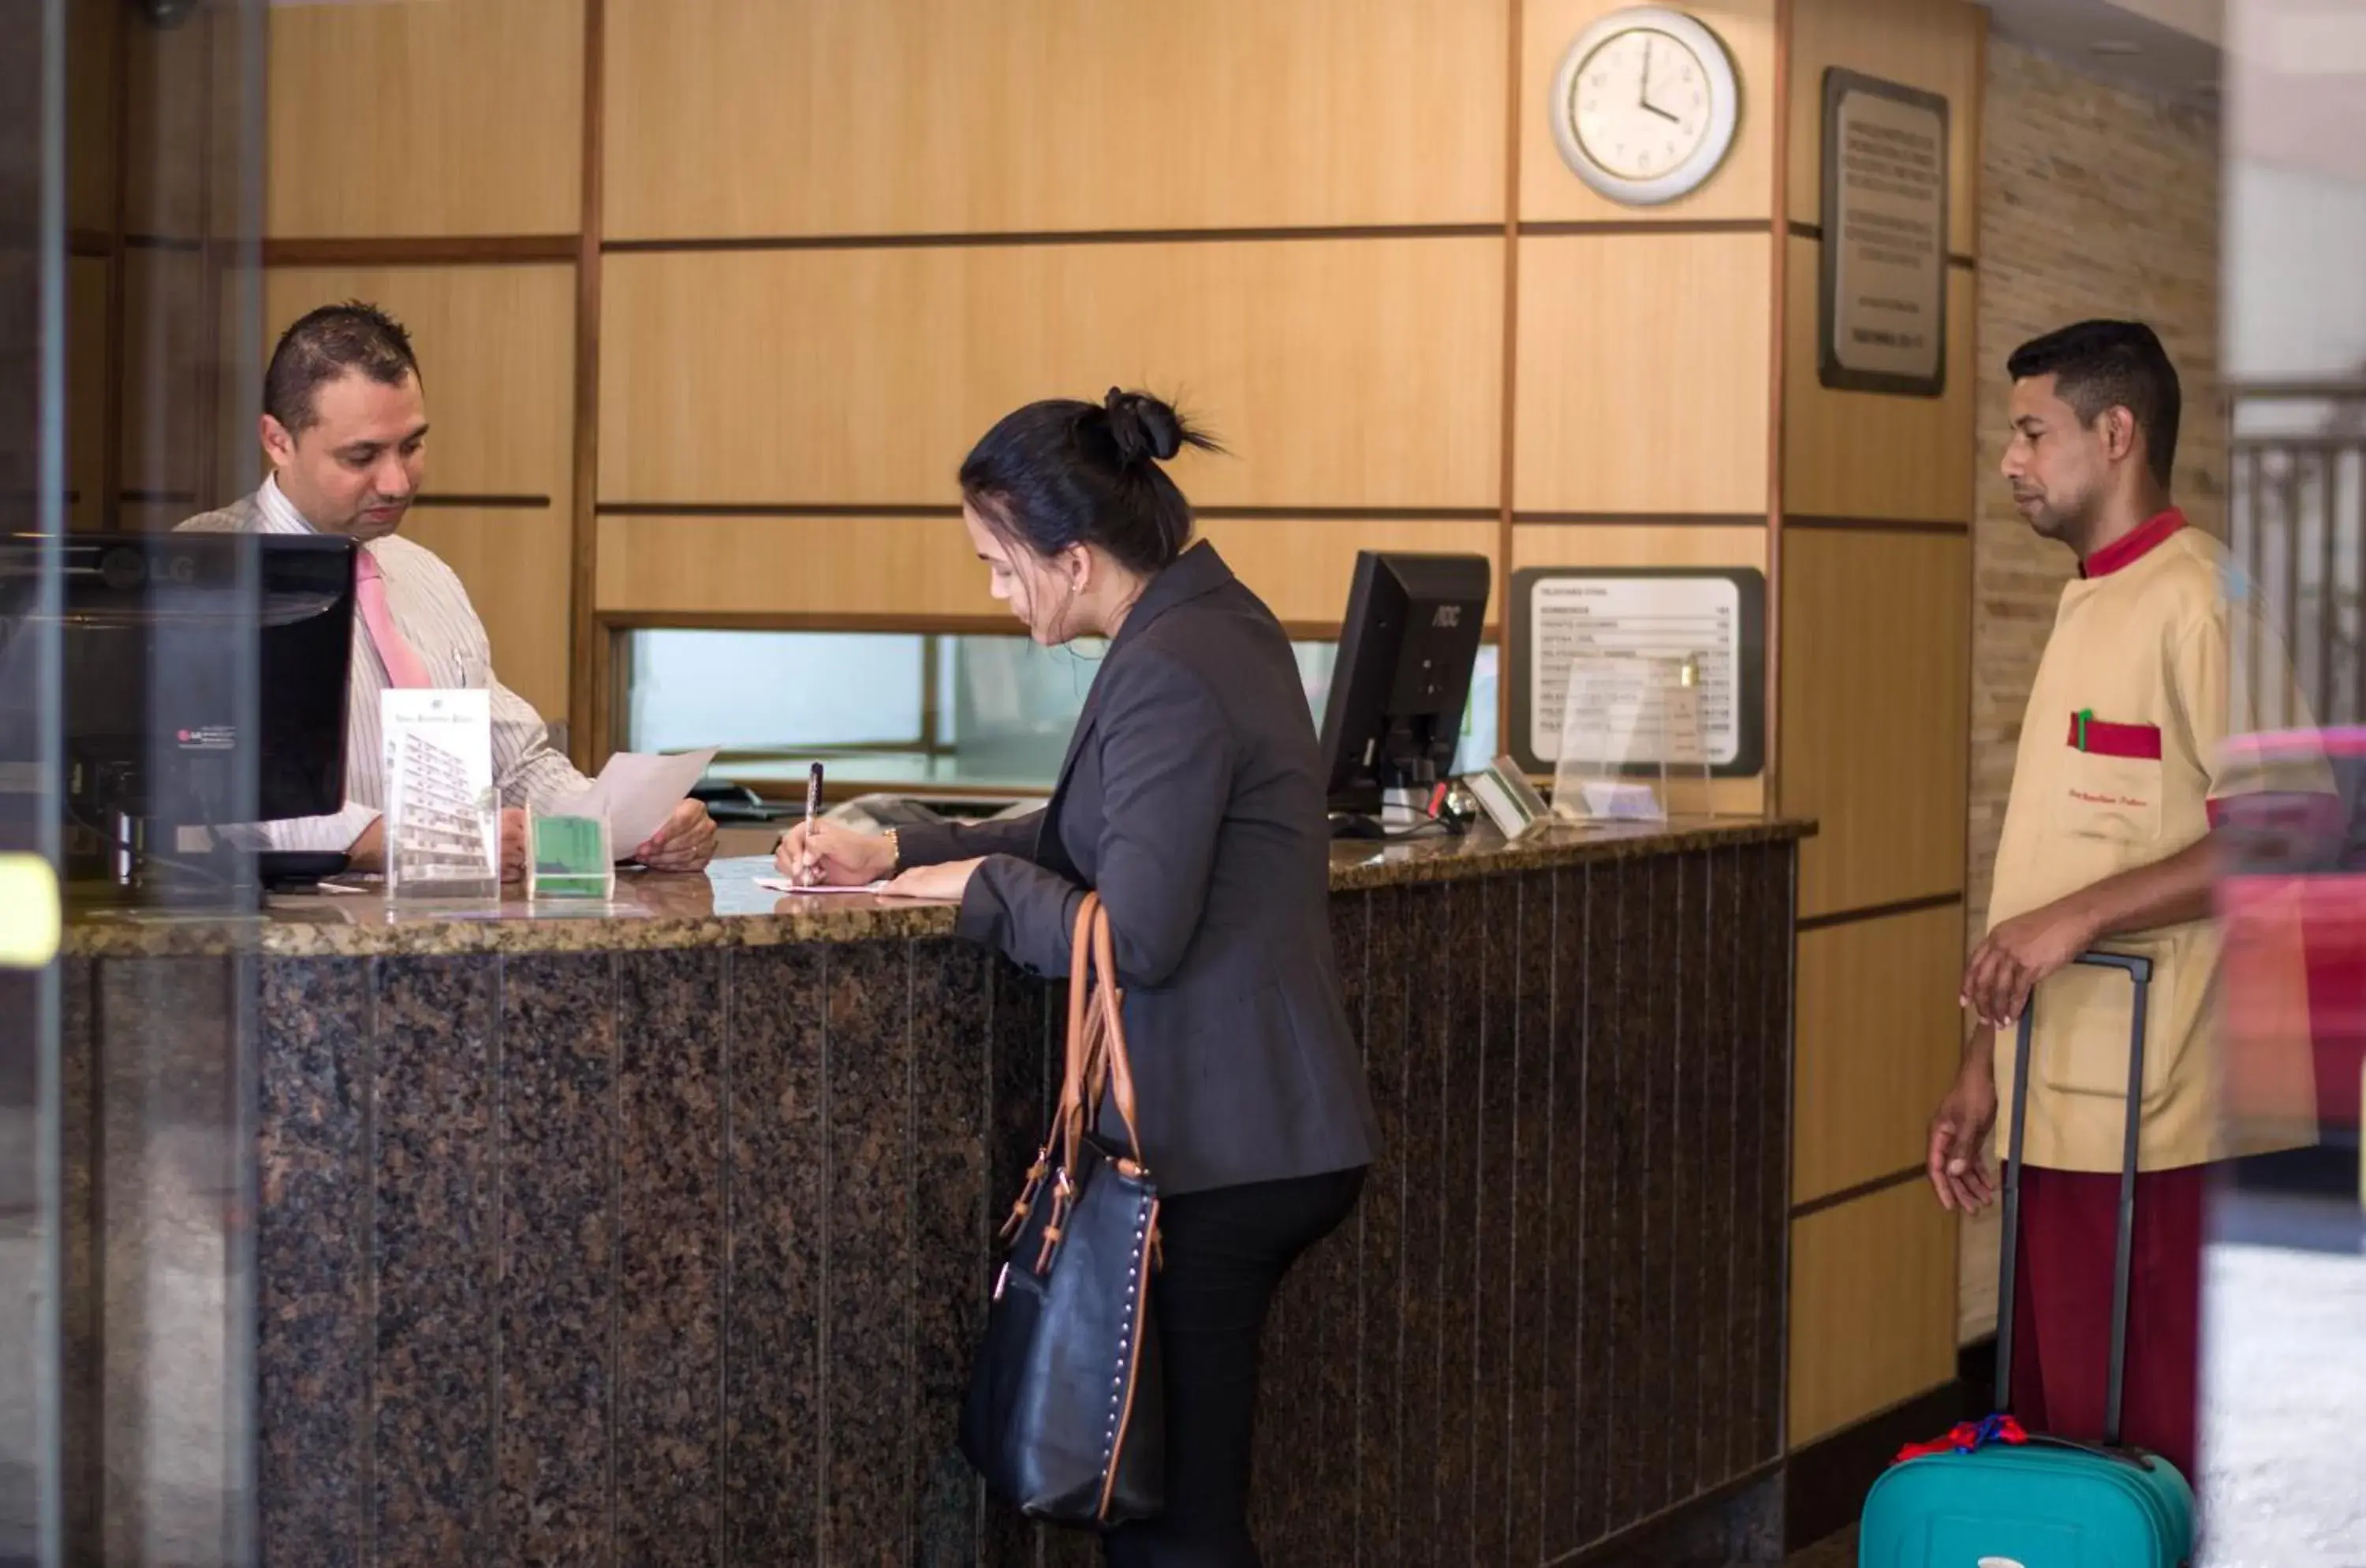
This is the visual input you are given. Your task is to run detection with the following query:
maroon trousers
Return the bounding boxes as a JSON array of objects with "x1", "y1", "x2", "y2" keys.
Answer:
[{"x1": 2006, "y1": 1162, "x2": 2209, "y2": 1479}]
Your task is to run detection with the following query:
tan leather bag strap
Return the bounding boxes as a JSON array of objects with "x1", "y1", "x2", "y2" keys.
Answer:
[
  {"x1": 1088, "y1": 902, "x2": 1144, "y2": 1160},
  {"x1": 1056, "y1": 892, "x2": 1102, "y2": 1177}
]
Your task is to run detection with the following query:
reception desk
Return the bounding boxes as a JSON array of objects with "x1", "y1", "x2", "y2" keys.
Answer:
[{"x1": 62, "y1": 817, "x2": 1805, "y2": 1568}]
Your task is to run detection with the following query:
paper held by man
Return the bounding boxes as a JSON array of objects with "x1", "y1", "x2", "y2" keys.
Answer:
[{"x1": 551, "y1": 747, "x2": 719, "y2": 853}]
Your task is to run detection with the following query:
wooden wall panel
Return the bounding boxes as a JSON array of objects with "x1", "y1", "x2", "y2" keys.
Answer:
[
  {"x1": 1789, "y1": 1181, "x2": 1958, "y2": 1447},
  {"x1": 67, "y1": 0, "x2": 116, "y2": 235},
  {"x1": 1511, "y1": 521, "x2": 1766, "y2": 572},
  {"x1": 1519, "y1": 0, "x2": 1779, "y2": 223},
  {"x1": 121, "y1": 9, "x2": 210, "y2": 239},
  {"x1": 1786, "y1": 0, "x2": 1985, "y2": 258},
  {"x1": 603, "y1": 0, "x2": 1510, "y2": 241},
  {"x1": 265, "y1": 0, "x2": 584, "y2": 239},
  {"x1": 1513, "y1": 232, "x2": 1773, "y2": 516},
  {"x1": 118, "y1": 245, "x2": 207, "y2": 507},
  {"x1": 263, "y1": 265, "x2": 577, "y2": 719},
  {"x1": 599, "y1": 238, "x2": 1506, "y2": 512},
  {"x1": 1782, "y1": 236, "x2": 1977, "y2": 524},
  {"x1": 597, "y1": 515, "x2": 993, "y2": 621},
  {"x1": 599, "y1": 516, "x2": 1502, "y2": 629},
  {"x1": 1778, "y1": 527, "x2": 1969, "y2": 917},
  {"x1": 404, "y1": 507, "x2": 575, "y2": 719},
  {"x1": 1196, "y1": 519, "x2": 1503, "y2": 626},
  {"x1": 262, "y1": 266, "x2": 576, "y2": 498},
  {"x1": 1793, "y1": 907, "x2": 1965, "y2": 1204},
  {"x1": 68, "y1": 257, "x2": 108, "y2": 529}
]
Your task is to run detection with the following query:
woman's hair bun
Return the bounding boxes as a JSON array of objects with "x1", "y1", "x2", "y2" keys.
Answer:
[
  {"x1": 1102, "y1": 387, "x2": 1181, "y2": 465},
  {"x1": 1102, "y1": 387, "x2": 1207, "y2": 466}
]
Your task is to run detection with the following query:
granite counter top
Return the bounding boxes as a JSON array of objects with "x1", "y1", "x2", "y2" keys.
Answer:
[{"x1": 62, "y1": 816, "x2": 1811, "y2": 958}]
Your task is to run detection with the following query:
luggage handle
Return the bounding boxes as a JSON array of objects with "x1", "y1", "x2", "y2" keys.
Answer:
[{"x1": 1993, "y1": 949, "x2": 2154, "y2": 1450}]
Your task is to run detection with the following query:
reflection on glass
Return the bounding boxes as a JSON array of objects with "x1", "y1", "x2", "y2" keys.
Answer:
[{"x1": 622, "y1": 629, "x2": 1498, "y2": 793}]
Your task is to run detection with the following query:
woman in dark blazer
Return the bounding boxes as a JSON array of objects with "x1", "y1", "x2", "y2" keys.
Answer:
[{"x1": 778, "y1": 389, "x2": 1376, "y2": 1566}]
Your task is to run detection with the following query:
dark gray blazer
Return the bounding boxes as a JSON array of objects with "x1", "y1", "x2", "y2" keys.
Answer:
[{"x1": 898, "y1": 543, "x2": 1378, "y2": 1195}]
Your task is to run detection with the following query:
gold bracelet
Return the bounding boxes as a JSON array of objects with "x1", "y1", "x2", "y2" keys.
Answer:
[{"x1": 883, "y1": 826, "x2": 901, "y2": 875}]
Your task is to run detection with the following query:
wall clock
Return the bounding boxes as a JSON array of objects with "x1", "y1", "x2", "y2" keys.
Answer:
[{"x1": 1549, "y1": 7, "x2": 1741, "y2": 206}]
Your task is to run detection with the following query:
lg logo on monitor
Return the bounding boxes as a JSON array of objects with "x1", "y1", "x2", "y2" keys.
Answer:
[{"x1": 99, "y1": 549, "x2": 198, "y2": 591}]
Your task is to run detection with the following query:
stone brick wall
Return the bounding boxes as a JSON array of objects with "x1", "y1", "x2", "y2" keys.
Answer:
[{"x1": 1960, "y1": 39, "x2": 2222, "y2": 1339}]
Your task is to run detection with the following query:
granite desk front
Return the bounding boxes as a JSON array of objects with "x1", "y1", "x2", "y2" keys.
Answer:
[{"x1": 61, "y1": 818, "x2": 1806, "y2": 1568}]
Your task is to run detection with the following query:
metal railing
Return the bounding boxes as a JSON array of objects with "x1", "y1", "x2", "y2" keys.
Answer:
[{"x1": 2228, "y1": 381, "x2": 2366, "y2": 728}]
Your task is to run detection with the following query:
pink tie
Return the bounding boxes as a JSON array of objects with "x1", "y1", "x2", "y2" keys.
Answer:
[{"x1": 355, "y1": 550, "x2": 432, "y2": 689}]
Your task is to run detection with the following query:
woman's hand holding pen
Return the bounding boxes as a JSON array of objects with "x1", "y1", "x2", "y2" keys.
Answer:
[{"x1": 774, "y1": 819, "x2": 898, "y2": 887}]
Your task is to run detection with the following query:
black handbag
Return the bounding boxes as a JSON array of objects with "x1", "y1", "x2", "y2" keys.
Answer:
[{"x1": 960, "y1": 893, "x2": 1166, "y2": 1527}]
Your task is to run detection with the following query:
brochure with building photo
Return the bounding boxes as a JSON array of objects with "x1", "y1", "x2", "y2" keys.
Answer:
[{"x1": 381, "y1": 689, "x2": 499, "y2": 898}]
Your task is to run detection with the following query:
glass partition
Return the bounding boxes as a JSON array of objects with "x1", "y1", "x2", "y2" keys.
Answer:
[
  {"x1": 2207, "y1": 7, "x2": 2366, "y2": 1562},
  {"x1": 621, "y1": 627, "x2": 1501, "y2": 795},
  {"x1": 2, "y1": 4, "x2": 65, "y2": 1563}
]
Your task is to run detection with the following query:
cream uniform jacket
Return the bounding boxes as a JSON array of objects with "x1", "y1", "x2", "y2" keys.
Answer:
[{"x1": 1986, "y1": 510, "x2": 2319, "y2": 1172}]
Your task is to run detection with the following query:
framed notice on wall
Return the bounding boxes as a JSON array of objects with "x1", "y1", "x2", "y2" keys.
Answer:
[
  {"x1": 1818, "y1": 68, "x2": 1950, "y2": 397},
  {"x1": 1506, "y1": 566, "x2": 1766, "y2": 778}
]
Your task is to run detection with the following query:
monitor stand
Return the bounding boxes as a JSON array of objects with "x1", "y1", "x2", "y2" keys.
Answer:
[
  {"x1": 1328, "y1": 782, "x2": 1467, "y2": 842},
  {"x1": 77, "y1": 812, "x2": 348, "y2": 907},
  {"x1": 1379, "y1": 786, "x2": 1430, "y2": 829}
]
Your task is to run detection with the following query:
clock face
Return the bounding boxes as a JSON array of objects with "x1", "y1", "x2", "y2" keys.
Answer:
[
  {"x1": 1547, "y1": 8, "x2": 1738, "y2": 206},
  {"x1": 1570, "y1": 28, "x2": 1712, "y2": 183}
]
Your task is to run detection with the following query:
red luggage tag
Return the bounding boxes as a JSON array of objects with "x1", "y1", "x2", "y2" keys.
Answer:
[{"x1": 1892, "y1": 1413, "x2": 2027, "y2": 1463}]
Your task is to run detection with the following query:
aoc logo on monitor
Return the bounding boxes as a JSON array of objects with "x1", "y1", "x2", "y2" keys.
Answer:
[{"x1": 1432, "y1": 603, "x2": 1464, "y2": 629}]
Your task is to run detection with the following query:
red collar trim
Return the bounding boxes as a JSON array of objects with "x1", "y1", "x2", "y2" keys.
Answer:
[{"x1": 2080, "y1": 509, "x2": 2185, "y2": 579}]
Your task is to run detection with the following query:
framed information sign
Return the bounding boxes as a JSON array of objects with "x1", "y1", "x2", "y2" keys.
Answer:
[
  {"x1": 1506, "y1": 566, "x2": 1766, "y2": 778},
  {"x1": 1818, "y1": 68, "x2": 1950, "y2": 397}
]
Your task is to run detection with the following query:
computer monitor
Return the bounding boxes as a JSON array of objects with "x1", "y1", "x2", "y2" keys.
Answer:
[
  {"x1": 6, "y1": 531, "x2": 356, "y2": 891},
  {"x1": 1315, "y1": 551, "x2": 1490, "y2": 831}
]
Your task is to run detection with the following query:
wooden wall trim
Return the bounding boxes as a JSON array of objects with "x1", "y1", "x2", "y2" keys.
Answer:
[
  {"x1": 1513, "y1": 510, "x2": 1769, "y2": 527},
  {"x1": 570, "y1": 0, "x2": 605, "y2": 770},
  {"x1": 1766, "y1": 0, "x2": 1795, "y2": 805},
  {"x1": 193, "y1": 8, "x2": 222, "y2": 513},
  {"x1": 261, "y1": 235, "x2": 580, "y2": 267},
  {"x1": 1795, "y1": 890, "x2": 1964, "y2": 931},
  {"x1": 410, "y1": 493, "x2": 554, "y2": 511},
  {"x1": 1496, "y1": 0, "x2": 1524, "y2": 754},
  {"x1": 602, "y1": 223, "x2": 1504, "y2": 255},
  {"x1": 1518, "y1": 218, "x2": 1771, "y2": 237},
  {"x1": 595, "y1": 502, "x2": 1505, "y2": 523},
  {"x1": 593, "y1": 609, "x2": 1460, "y2": 644},
  {"x1": 1789, "y1": 1165, "x2": 1925, "y2": 1220},
  {"x1": 1785, "y1": 513, "x2": 1972, "y2": 536},
  {"x1": 101, "y1": 0, "x2": 129, "y2": 533}
]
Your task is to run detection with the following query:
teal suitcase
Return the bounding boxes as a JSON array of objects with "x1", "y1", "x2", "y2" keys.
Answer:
[{"x1": 1859, "y1": 951, "x2": 2196, "y2": 1568}]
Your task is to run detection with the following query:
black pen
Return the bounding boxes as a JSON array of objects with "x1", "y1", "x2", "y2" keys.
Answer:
[{"x1": 803, "y1": 762, "x2": 823, "y2": 885}]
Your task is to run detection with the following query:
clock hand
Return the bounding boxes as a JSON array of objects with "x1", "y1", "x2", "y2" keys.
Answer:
[
  {"x1": 1643, "y1": 99, "x2": 1681, "y2": 125},
  {"x1": 1640, "y1": 36, "x2": 1653, "y2": 106}
]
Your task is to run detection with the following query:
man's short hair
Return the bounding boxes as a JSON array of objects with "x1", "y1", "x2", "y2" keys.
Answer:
[
  {"x1": 263, "y1": 301, "x2": 420, "y2": 435},
  {"x1": 2006, "y1": 319, "x2": 2181, "y2": 488}
]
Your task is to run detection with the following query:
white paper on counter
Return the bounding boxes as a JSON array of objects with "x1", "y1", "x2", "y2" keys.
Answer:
[
  {"x1": 754, "y1": 877, "x2": 892, "y2": 895},
  {"x1": 555, "y1": 748, "x2": 719, "y2": 853}
]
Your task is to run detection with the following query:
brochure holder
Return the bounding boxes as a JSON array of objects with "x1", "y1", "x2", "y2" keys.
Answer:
[
  {"x1": 1549, "y1": 652, "x2": 1715, "y2": 823},
  {"x1": 527, "y1": 809, "x2": 614, "y2": 900},
  {"x1": 381, "y1": 689, "x2": 502, "y2": 899}
]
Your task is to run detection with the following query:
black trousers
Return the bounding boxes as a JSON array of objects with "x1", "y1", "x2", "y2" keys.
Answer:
[{"x1": 1103, "y1": 1163, "x2": 1367, "y2": 1568}]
